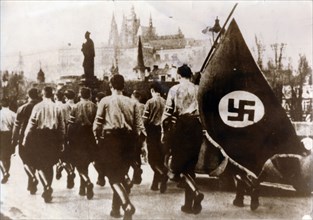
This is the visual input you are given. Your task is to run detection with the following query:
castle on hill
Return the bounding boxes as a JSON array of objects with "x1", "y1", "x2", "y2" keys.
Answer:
[
  {"x1": 108, "y1": 5, "x2": 186, "y2": 50},
  {"x1": 58, "y1": 6, "x2": 210, "y2": 80}
]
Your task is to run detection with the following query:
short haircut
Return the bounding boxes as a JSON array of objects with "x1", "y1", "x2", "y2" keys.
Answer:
[
  {"x1": 28, "y1": 88, "x2": 39, "y2": 100},
  {"x1": 64, "y1": 89, "x2": 75, "y2": 100},
  {"x1": 96, "y1": 92, "x2": 106, "y2": 101},
  {"x1": 43, "y1": 86, "x2": 53, "y2": 98},
  {"x1": 177, "y1": 64, "x2": 192, "y2": 78},
  {"x1": 110, "y1": 74, "x2": 124, "y2": 90},
  {"x1": 80, "y1": 87, "x2": 91, "y2": 99},
  {"x1": 55, "y1": 90, "x2": 64, "y2": 101},
  {"x1": 150, "y1": 81, "x2": 162, "y2": 94},
  {"x1": 132, "y1": 90, "x2": 142, "y2": 101},
  {"x1": 0, "y1": 98, "x2": 9, "y2": 107}
]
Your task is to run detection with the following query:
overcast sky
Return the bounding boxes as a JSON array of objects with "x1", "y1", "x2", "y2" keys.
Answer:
[{"x1": 1, "y1": 1, "x2": 312, "y2": 73}]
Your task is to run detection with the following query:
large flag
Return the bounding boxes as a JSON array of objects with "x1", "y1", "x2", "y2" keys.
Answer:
[{"x1": 198, "y1": 19, "x2": 304, "y2": 175}]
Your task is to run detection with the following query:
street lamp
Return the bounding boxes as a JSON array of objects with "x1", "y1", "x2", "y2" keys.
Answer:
[
  {"x1": 202, "y1": 16, "x2": 222, "y2": 44},
  {"x1": 209, "y1": 17, "x2": 222, "y2": 42}
]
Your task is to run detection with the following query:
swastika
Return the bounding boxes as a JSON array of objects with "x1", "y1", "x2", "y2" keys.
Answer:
[
  {"x1": 227, "y1": 99, "x2": 256, "y2": 121},
  {"x1": 219, "y1": 91, "x2": 264, "y2": 128}
]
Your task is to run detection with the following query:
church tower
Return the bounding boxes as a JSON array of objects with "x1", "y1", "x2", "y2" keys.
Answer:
[
  {"x1": 119, "y1": 6, "x2": 140, "y2": 48},
  {"x1": 147, "y1": 13, "x2": 156, "y2": 40},
  {"x1": 108, "y1": 14, "x2": 119, "y2": 48},
  {"x1": 149, "y1": 13, "x2": 153, "y2": 28},
  {"x1": 120, "y1": 14, "x2": 127, "y2": 47},
  {"x1": 130, "y1": 5, "x2": 140, "y2": 47}
]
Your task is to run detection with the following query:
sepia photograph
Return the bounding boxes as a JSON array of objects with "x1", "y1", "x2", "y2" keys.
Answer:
[{"x1": 0, "y1": 1, "x2": 312, "y2": 219}]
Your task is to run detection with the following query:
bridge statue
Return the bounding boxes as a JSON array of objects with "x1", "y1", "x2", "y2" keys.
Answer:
[{"x1": 81, "y1": 31, "x2": 95, "y2": 80}]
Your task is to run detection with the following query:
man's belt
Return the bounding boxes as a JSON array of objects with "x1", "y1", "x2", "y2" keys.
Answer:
[{"x1": 102, "y1": 128, "x2": 132, "y2": 135}]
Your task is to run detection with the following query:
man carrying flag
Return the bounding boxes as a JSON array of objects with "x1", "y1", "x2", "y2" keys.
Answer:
[
  {"x1": 162, "y1": 64, "x2": 204, "y2": 214},
  {"x1": 198, "y1": 18, "x2": 305, "y2": 210}
]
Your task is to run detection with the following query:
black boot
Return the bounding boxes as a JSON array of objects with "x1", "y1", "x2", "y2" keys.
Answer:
[
  {"x1": 28, "y1": 176, "x2": 39, "y2": 195},
  {"x1": 132, "y1": 167, "x2": 142, "y2": 185},
  {"x1": 63, "y1": 163, "x2": 75, "y2": 189},
  {"x1": 110, "y1": 191, "x2": 123, "y2": 218},
  {"x1": 250, "y1": 188, "x2": 260, "y2": 211},
  {"x1": 55, "y1": 161, "x2": 63, "y2": 180},
  {"x1": 159, "y1": 173, "x2": 168, "y2": 194},
  {"x1": 239, "y1": 173, "x2": 259, "y2": 211},
  {"x1": 131, "y1": 160, "x2": 142, "y2": 185},
  {"x1": 110, "y1": 209, "x2": 123, "y2": 218},
  {"x1": 233, "y1": 175, "x2": 245, "y2": 207},
  {"x1": 112, "y1": 183, "x2": 135, "y2": 220},
  {"x1": 67, "y1": 172, "x2": 76, "y2": 189},
  {"x1": 94, "y1": 162, "x2": 106, "y2": 187},
  {"x1": 86, "y1": 182, "x2": 94, "y2": 200},
  {"x1": 24, "y1": 165, "x2": 38, "y2": 194},
  {"x1": 192, "y1": 191, "x2": 204, "y2": 214},
  {"x1": 97, "y1": 174, "x2": 106, "y2": 187},
  {"x1": 78, "y1": 171, "x2": 94, "y2": 199},
  {"x1": 79, "y1": 176, "x2": 86, "y2": 196},
  {"x1": 155, "y1": 166, "x2": 168, "y2": 194},
  {"x1": 38, "y1": 170, "x2": 53, "y2": 203},
  {"x1": 181, "y1": 187, "x2": 193, "y2": 214},
  {"x1": 150, "y1": 173, "x2": 159, "y2": 191},
  {"x1": 122, "y1": 203, "x2": 135, "y2": 220},
  {"x1": 1, "y1": 172, "x2": 10, "y2": 184},
  {"x1": 0, "y1": 162, "x2": 9, "y2": 184},
  {"x1": 181, "y1": 173, "x2": 204, "y2": 215},
  {"x1": 42, "y1": 186, "x2": 53, "y2": 203},
  {"x1": 123, "y1": 175, "x2": 133, "y2": 194}
]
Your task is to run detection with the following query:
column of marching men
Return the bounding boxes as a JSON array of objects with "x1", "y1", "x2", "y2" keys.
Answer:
[{"x1": 0, "y1": 64, "x2": 204, "y2": 220}]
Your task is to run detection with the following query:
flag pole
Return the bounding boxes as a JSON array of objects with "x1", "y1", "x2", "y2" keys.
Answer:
[{"x1": 200, "y1": 3, "x2": 238, "y2": 72}]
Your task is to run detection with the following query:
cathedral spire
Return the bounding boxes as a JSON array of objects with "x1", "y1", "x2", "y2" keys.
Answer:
[
  {"x1": 120, "y1": 13, "x2": 127, "y2": 47},
  {"x1": 131, "y1": 5, "x2": 135, "y2": 19},
  {"x1": 149, "y1": 13, "x2": 153, "y2": 28},
  {"x1": 108, "y1": 13, "x2": 119, "y2": 47},
  {"x1": 178, "y1": 27, "x2": 183, "y2": 37},
  {"x1": 18, "y1": 51, "x2": 24, "y2": 72}
]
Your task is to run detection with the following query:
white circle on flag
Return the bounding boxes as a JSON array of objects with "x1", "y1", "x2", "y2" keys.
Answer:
[{"x1": 218, "y1": 91, "x2": 265, "y2": 128}]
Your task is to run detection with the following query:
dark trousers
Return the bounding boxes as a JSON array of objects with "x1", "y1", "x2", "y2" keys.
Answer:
[
  {"x1": 98, "y1": 129, "x2": 136, "y2": 184},
  {"x1": 0, "y1": 131, "x2": 14, "y2": 161},
  {"x1": 25, "y1": 129, "x2": 62, "y2": 170},
  {"x1": 146, "y1": 125, "x2": 167, "y2": 175},
  {"x1": 170, "y1": 116, "x2": 202, "y2": 177}
]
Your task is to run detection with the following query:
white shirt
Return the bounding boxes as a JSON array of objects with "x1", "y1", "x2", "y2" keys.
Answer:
[{"x1": 0, "y1": 107, "x2": 16, "y2": 132}]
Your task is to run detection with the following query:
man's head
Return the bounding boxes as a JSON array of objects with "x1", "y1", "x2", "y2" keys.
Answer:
[
  {"x1": 43, "y1": 86, "x2": 53, "y2": 99},
  {"x1": 96, "y1": 92, "x2": 106, "y2": 103},
  {"x1": 0, "y1": 98, "x2": 9, "y2": 108},
  {"x1": 177, "y1": 64, "x2": 192, "y2": 79},
  {"x1": 80, "y1": 87, "x2": 91, "y2": 100},
  {"x1": 28, "y1": 88, "x2": 39, "y2": 100},
  {"x1": 110, "y1": 74, "x2": 125, "y2": 91},
  {"x1": 131, "y1": 90, "x2": 142, "y2": 102},
  {"x1": 150, "y1": 81, "x2": 162, "y2": 94},
  {"x1": 55, "y1": 90, "x2": 64, "y2": 102},
  {"x1": 64, "y1": 89, "x2": 76, "y2": 100}
]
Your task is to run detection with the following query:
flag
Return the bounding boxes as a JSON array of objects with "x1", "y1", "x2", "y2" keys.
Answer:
[{"x1": 198, "y1": 19, "x2": 304, "y2": 175}]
